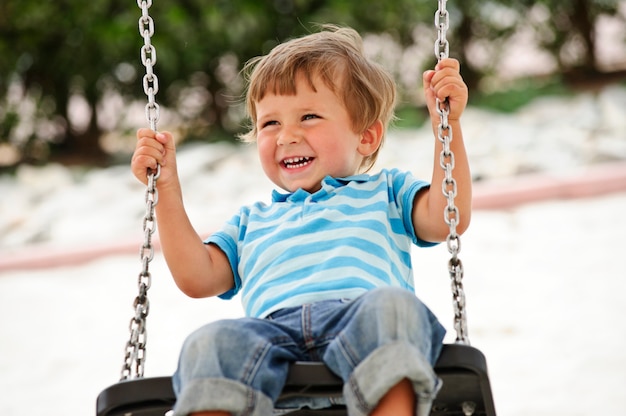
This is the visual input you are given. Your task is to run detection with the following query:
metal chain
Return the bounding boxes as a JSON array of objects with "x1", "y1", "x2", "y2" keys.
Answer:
[
  {"x1": 138, "y1": 0, "x2": 160, "y2": 130},
  {"x1": 434, "y1": 0, "x2": 470, "y2": 345},
  {"x1": 120, "y1": 0, "x2": 161, "y2": 381}
]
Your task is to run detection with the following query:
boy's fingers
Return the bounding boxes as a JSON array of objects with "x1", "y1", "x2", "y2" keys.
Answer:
[
  {"x1": 137, "y1": 128, "x2": 156, "y2": 139},
  {"x1": 422, "y1": 70, "x2": 434, "y2": 92},
  {"x1": 155, "y1": 131, "x2": 175, "y2": 149},
  {"x1": 435, "y1": 57, "x2": 460, "y2": 71},
  {"x1": 135, "y1": 129, "x2": 175, "y2": 153}
]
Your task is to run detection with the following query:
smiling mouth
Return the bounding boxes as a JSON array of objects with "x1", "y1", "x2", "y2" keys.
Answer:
[{"x1": 282, "y1": 156, "x2": 314, "y2": 169}]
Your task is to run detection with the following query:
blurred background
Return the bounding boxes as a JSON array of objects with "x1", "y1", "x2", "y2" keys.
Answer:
[
  {"x1": 1, "y1": 0, "x2": 625, "y2": 169},
  {"x1": 1, "y1": 2, "x2": 626, "y2": 416}
]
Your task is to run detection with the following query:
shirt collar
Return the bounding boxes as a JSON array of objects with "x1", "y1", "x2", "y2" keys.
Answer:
[{"x1": 271, "y1": 174, "x2": 370, "y2": 203}]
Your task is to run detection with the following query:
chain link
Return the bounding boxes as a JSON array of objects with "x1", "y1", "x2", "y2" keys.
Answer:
[
  {"x1": 138, "y1": 0, "x2": 160, "y2": 131},
  {"x1": 434, "y1": 0, "x2": 450, "y2": 61},
  {"x1": 434, "y1": 0, "x2": 470, "y2": 345},
  {"x1": 120, "y1": 0, "x2": 161, "y2": 381}
]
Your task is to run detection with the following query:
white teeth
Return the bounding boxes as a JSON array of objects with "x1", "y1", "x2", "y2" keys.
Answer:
[{"x1": 283, "y1": 157, "x2": 312, "y2": 168}]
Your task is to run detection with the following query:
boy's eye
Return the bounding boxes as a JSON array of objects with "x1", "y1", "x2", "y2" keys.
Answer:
[
  {"x1": 261, "y1": 120, "x2": 278, "y2": 128},
  {"x1": 302, "y1": 114, "x2": 318, "y2": 121}
]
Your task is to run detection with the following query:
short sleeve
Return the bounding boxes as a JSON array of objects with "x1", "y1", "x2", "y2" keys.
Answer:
[
  {"x1": 386, "y1": 169, "x2": 437, "y2": 247},
  {"x1": 203, "y1": 213, "x2": 243, "y2": 299}
]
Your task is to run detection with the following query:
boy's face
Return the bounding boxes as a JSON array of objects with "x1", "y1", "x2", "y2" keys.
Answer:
[{"x1": 255, "y1": 72, "x2": 370, "y2": 193}]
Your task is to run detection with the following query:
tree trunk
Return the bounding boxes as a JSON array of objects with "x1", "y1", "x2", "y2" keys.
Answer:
[
  {"x1": 50, "y1": 106, "x2": 110, "y2": 167},
  {"x1": 572, "y1": 0, "x2": 597, "y2": 70}
]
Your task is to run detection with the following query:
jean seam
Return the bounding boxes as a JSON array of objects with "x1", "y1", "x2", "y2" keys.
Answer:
[
  {"x1": 333, "y1": 332, "x2": 359, "y2": 368},
  {"x1": 302, "y1": 303, "x2": 314, "y2": 350},
  {"x1": 241, "y1": 341, "x2": 272, "y2": 386}
]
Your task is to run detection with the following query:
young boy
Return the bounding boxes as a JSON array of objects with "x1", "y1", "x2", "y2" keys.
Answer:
[{"x1": 131, "y1": 26, "x2": 470, "y2": 416}]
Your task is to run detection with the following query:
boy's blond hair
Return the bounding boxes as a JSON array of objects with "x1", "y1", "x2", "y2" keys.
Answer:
[{"x1": 240, "y1": 25, "x2": 396, "y2": 172}]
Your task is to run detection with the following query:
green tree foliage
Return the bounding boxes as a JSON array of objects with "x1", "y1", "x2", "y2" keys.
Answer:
[
  {"x1": 438, "y1": 0, "x2": 625, "y2": 90},
  {"x1": 0, "y1": 0, "x2": 624, "y2": 167},
  {"x1": 510, "y1": 0, "x2": 625, "y2": 80},
  {"x1": 0, "y1": 0, "x2": 139, "y2": 165}
]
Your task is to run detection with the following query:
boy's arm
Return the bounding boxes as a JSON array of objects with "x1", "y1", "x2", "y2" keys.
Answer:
[
  {"x1": 412, "y1": 58, "x2": 472, "y2": 243},
  {"x1": 131, "y1": 129, "x2": 234, "y2": 298}
]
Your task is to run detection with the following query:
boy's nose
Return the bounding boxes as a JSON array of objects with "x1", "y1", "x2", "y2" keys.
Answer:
[{"x1": 276, "y1": 128, "x2": 303, "y2": 146}]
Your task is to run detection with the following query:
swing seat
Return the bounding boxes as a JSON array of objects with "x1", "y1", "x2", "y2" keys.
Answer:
[{"x1": 96, "y1": 343, "x2": 496, "y2": 416}]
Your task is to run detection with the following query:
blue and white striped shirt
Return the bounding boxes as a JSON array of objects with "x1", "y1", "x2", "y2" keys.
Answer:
[{"x1": 206, "y1": 168, "x2": 435, "y2": 318}]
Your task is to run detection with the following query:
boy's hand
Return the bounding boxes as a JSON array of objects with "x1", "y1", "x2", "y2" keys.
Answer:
[
  {"x1": 423, "y1": 58, "x2": 468, "y2": 121},
  {"x1": 131, "y1": 128, "x2": 178, "y2": 187}
]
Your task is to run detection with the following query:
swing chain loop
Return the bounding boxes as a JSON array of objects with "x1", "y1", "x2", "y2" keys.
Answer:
[
  {"x1": 434, "y1": 0, "x2": 469, "y2": 345},
  {"x1": 121, "y1": 164, "x2": 160, "y2": 381},
  {"x1": 434, "y1": 0, "x2": 450, "y2": 61},
  {"x1": 121, "y1": 0, "x2": 161, "y2": 381},
  {"x1": 138, "y1": 0, "x2": 160, "y2": 131}
]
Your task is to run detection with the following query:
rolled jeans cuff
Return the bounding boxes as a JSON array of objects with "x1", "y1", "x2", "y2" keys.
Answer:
[
  {"x1": 172, "y1": 377, "x2": 273, "y2": 416},
  {"x1": 343, "y1": 342, "x2": 442, "y2": 416}
]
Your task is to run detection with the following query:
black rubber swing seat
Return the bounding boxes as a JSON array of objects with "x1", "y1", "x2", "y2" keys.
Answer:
[{"x1": 96, "y1": 343, "x2": 496, "y2": 416}]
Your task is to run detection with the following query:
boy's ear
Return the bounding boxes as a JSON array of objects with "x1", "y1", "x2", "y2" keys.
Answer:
[{"x1": 357, "y1": 120, "x2": 384, "y2": 157}]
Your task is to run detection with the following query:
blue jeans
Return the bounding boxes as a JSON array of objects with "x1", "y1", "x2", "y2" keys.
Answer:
[{"x1": 172, "y1": 287, "x2": 446, "y2": 416}]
